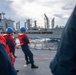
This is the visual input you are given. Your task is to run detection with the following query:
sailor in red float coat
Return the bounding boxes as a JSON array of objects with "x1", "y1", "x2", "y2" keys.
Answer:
[
  {"x1": 2, "y1": 34, "x2": 15, "y2": 65},
  {"x1": 18, "y1": 28, "x2": 38, "y2": 68},
  {"x1": 0, "y1": 34, "x2": 17, "y2": 75}
]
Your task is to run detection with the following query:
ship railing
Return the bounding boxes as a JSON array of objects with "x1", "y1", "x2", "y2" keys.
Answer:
[
  {"x1": 16, "y1": 38, "x2": 58, "y2": 51},
  {"x1": 29, "y1": 41, "x2": 58, "y2": 51}
]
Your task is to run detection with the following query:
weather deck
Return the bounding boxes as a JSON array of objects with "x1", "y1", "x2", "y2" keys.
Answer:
[{"x1": 14, "y1": 48, "x2": 56, "y2": 75}]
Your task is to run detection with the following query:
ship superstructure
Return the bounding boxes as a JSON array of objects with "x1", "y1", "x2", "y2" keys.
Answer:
[
  {"x1": 0, "y1": 12, "x2": 64, "y2": 39},
  {"x1": 0, "y1": 12, "x2": 15, "y2": 32}
]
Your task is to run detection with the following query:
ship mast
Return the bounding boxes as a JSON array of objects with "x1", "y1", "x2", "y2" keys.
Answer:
[
  {"x1": 51, "y1": 17, "x2": 55, "y2": 29},
  {"x1": 44, "y1": 13, "x2": 49, "y2": 29},
  {"x1": 0, "y1": 12, "x2": 5, "y2": 19}
]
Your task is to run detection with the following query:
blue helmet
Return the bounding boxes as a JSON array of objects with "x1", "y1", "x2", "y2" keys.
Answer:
[
  {"x1": 20, "y1": 27, "x2": 26, "y2": 32},
  {"x1": 6, "y1": 27, "x2": 13, "y2": 33}
]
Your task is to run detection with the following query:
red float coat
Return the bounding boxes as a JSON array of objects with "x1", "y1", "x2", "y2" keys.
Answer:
[
  {"x1": 18, "y1": 32, "x2": 30, "y2": 45},
  {"x1": 0, "y1": 35, "x2": 6, "y2": 47},
  {"x1": 2, "y1": 34, "x2": 16, "y2": 51}
]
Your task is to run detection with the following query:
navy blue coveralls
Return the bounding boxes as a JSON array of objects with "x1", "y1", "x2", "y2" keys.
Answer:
[
  {"x1": 50, "y1": 6, "x2": 76, "y2": 75},
  {"x1": 6, "y1": 37, "x2": 15, "y2": 55},
  {"x1": 0, "y1": 42, "x2": 17, "y2": 75},
  {"x1": 21, "y1": 36, "x2": 34, "y2": 64}
]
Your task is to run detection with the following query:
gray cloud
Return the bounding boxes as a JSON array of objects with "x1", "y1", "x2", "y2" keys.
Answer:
[
  {"x1": 27, "y1": 0, "x2": 35, "y2": 2},
  {"x1": 0, "y1": 0, "x2": 76, "y2": 27},
  {"x1": 36, "y1": 1, "x2": 59, "y2": 7},
  {"x1": 0, "y1": 0, "x2": 18, "y2": 21},
  {"x1": 0, "y1": 0, "x2": 11, "y2": 12},
  {"x1": 54, "y1": 14, "x2": 63, "y2": 19},
  {"x1": 54, "y1": 13, "x2": 68, "y2": 20},
  {"x1": 62, "y1": 3, "x2": 76, "y2": 10},
  {"x1": 23, "y1": 0, "x2": 35, "y2": 3},
  {"x1": 62, "y1": 6, "x2": 73, "y2": 10}
]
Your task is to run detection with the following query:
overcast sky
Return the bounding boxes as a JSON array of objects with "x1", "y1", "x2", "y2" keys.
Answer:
[{"x1": 0, "y1": 0, "x2": 76, "y2": 28}]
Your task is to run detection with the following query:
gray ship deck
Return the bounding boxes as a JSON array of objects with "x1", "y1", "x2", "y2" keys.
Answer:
[{"x1": 14, "y1": 48, "x2": 56, "y2": 75}]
